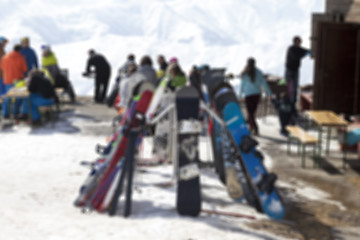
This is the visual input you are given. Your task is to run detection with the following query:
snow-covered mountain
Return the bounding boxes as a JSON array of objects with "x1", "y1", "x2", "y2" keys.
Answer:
[{"x1": 0, "y1": 0, "x2": 324, "y2": 95}]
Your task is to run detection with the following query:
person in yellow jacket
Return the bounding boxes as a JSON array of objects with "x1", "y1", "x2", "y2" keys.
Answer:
[
  {"x1": 41, "y1": 45, "x2": 76, "y2": 103},
  {"x1": 1, "y1": 44, "x2": 28, "y2": 118}
]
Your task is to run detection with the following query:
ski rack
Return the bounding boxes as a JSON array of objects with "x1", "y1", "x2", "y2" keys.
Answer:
[
  {"x1": 147, "y1": 103, "x2": 175, "y2": 126},
  {"x1": 200, "y1": 101, "x2": 224, "y2": 128},
  {"x1": 146, "y1": 102, "x2": 179, "y2": 181}
]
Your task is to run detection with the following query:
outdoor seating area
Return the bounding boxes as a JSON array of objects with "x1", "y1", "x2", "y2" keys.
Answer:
[
  {"x1": 264, "y1": 73, "x2": 360, "y2": 169},
  {"x1": 0, "y1": 86, "x2": 62, "y2": 127}
]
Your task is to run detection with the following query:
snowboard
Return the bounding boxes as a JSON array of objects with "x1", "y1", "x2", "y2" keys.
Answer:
[
  {"x1": 214, "y1": 86, "x2": 285, "y2": 220},
  {"x1": 200, "y1": 70, "x2": 226, "y2": 185},
  {"x1": 175, "y1": 86, "x2": 202, "y2": 216},
  {"x1": 152, "y1": 90, "x2": 175, "y2": 163},
  {"x1": 202, "y1": 73, "x2": 244, "y2": 199}
]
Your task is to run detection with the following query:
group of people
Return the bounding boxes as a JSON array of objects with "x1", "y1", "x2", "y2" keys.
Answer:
[
  {"x1": 0, "y1": 36, "x2": 76, "y2": 125},
  {"x1": 238, "y1": 35, "x2": 310, "y2": 136},
  {"x1": 82, "y1": 35, "x2": 310, "y2": 137},
  {"x1": 0, "y1": 33, "x2": 310, "y2": 131},
  {"x1": 83, "y1": 51, "x2": 186, "y2": 112}
]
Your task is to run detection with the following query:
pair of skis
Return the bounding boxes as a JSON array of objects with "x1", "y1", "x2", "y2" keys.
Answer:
[{"x1": 74, "y1": 87, "x2": 153, "y2": 216}]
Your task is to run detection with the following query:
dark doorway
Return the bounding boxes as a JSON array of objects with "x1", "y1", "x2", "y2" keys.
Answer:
[{"x1": 313, "y1": 22, "x2": 360, "y2": 115}]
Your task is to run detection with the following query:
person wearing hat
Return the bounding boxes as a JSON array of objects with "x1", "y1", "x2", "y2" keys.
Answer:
[
  {"x1": 0, "y1": 36, "x2": 8, "y2": 96},
  {"x1": 41, "y1": 45, "x2": 76, "y2": 103},
  {"x1": 83, "y1": 49, "x2": 111, "y2": 103},
  {"x1": 20, "y1": 37, "x2": 38, "y2": 75},
  {"x1": 1, "y1": 44, "x2": 28, "y2": 118}
]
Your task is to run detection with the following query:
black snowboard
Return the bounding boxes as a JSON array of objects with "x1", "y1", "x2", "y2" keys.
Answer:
[{"x1": 175, "y1": 86, "x2": 201, "y2": 216}]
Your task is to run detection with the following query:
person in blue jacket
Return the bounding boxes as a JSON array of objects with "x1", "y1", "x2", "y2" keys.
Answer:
[
  {"x1": 20, "y1": 37, "x2": 38, "y2": 75},
  {"x1": 239, "y1": 57, "x2": 272, "y2": 136}
]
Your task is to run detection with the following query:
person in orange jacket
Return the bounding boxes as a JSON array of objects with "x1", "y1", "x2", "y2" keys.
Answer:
[{"x1": 1, "y1": 44, "x2": 28, "y2": 118}]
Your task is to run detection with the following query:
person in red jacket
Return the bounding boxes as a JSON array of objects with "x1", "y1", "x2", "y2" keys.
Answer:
[{"x1": 1, "y1": 44, "x2": 28, "y2": 118}]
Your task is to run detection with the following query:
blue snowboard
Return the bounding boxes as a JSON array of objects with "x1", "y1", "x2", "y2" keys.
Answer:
[
  {"x1": 222, "y1": 100, "x2": 285, "y2": 220},
  {"x1": 210, "y1": 83, "x2": 285, "y2": 220}
]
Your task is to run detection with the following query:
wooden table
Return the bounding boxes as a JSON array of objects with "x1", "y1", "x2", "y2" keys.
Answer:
[
  {"x1": 305, "y1": 110, "x2": 349, "y2": 167},
  {"x1": 5, "y1": 87, "x2": 31, "y2": 121}
]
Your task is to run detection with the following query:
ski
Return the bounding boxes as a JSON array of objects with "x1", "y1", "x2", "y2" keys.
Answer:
[
  {"x1": 91, "y1": 90, "x2": 153, "y2": 211},
  {"x1": 108, "y1": 129, "x2": 139, "y2": 216}
]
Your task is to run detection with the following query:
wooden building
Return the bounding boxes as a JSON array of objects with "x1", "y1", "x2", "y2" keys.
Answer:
[{"x1": 311, "y1": 0, "x2": 360, "y2": 115}]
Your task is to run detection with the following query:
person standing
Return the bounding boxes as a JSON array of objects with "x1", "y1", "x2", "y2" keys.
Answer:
[
  {"x1": 83, "y1": 49, "x2": 111, "y2": 103},
  {"x1": 0, "y1": 36, "x2": 8, "y2": 96},
  {"x1": 157, "y1": 55, "x2": 168, "y2": 71},
  {"x1": 285, "y1": 36, "x2": 311, "y2": 119},
  {"x1": 166, "y1": 62, "x2": 187, "y2": 91},
  {"x1": 117, "y1": 62, "x2": 137, "y2": 110},
  {"x1": 41, "y1": 45, "x2": 76, "y2": 103},
  {"x1": 239, "y1": 57, "x2": 272, "y2": 136},
  {"x1": 20, "y1": 37, "x2": 38, "y2": 74},
  {"x1": 156, "y1": 55, "x2": 168, "y2": 83},
  {"x1": 118, "y1": 54, "x2": 135, "y2": 77},
  {"x1": 189, "y1": 65, "x2": 204, "y2": 100},
  {"x1": 1, "y1": 44, "x2": 28, "y2": 118},
  {"x1": 120, "y1": 55, "x2": 156, "y2": 108}
]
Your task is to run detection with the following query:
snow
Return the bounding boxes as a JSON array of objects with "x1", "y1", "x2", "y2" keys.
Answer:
[
  {"x1": 0, "y1": 116, "x2": 282, "y2": 240},
  {"x1": 0, "y1": 0, "x2": 324, "y2": 96},
  {"x1": 278, "y1": 179, "x2": 347, "y2": 211},
  {"x1": 0, "y1": 112, "x2": 347, "y2": 239}
]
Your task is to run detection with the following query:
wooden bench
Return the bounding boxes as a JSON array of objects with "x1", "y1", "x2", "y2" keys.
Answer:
[{"x1": 286, "y1": 126, "x2": 318, "y2": 168}]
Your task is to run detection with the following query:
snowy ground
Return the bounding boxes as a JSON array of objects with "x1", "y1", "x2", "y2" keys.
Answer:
[
  {"x1": 2, "y1": 108, "x2": 356, "y2": 240},
  {"x1": 0, "y1": 113, "x2": 278, "y2": 240}
]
